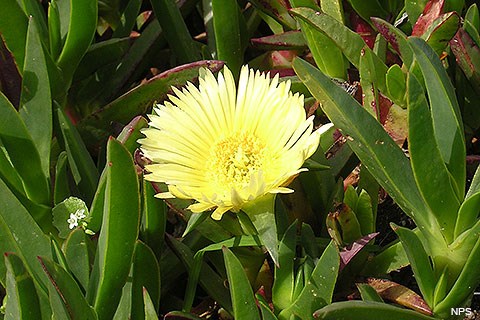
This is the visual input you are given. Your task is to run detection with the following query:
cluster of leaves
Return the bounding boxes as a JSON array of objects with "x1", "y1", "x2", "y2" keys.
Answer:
[{"x1": 1, "y1": 0, "x2": 480, "y2": 319}]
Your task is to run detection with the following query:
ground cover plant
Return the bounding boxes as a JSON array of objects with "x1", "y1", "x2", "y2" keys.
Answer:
[{"x1": 1, "y1": 0, "x2": 480, "y2": 319}]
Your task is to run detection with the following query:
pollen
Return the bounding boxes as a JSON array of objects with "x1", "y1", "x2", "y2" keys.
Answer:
[{"x1": 207, "y1": 133, "x2": 269, "y2": 191}]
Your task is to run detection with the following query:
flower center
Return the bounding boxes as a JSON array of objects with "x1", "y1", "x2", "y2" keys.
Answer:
[{"x1": 207, "y1": 133, "x2": 266, "y2": 190}]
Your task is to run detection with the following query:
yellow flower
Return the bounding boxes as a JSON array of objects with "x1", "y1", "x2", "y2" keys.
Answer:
[{"x1": 139, "y1": 66, "x2": 322, "y2": 220}]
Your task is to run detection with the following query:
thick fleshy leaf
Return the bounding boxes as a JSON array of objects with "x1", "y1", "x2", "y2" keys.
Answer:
[
  {"x1": 150, "y1": 0, "x2": 200, "y2": 64},
  {"x1": 212, "y1": 0, "x2": 247, "y2": 76},
  {"x1": 74, "y1": 38, "x2": 133, "y2": 82},
  {"x1": 88, "y1": 116, "x2": 147, "y2": 232},
  {"x1": 0, "y1": 93, "x2": 49, "y2": 205},
  {"x1": 293, "y1": 57, "x2": 433, "y2": 232},
  {"x1": 143, "y1": 288, "x2": 159, "y2": 320},
  {"x1": 63, "y1": 228, "x2": 94, "y2": 293},
  {"x1": 272, "y1": 221, "x2": 297, "y2": 310},
  {"x1": 365, "y1": 278, "x2": 432, "y2": 315},
  {"x1": 421, "y1": 12, "x2": 460, "y2": 54},
  {"x1": 87, "y1": 138, "x2": 140, "y2": 320},
  {"x1": 112, "y1": 0, "x2": 142, "y2": 38},
  {"x1": 79, "y1": 61, "x2": 224, "y2": 147},
  {"x1": 141, "y1": 180, "x2": 167, "y2": 259},
  {"x1": 19, "y1": 17, "x2": 52, "y2": 178},
  {"x1": 242, "y1": 193, "x2": 279, "y2": 266},
  {"x1": 313, "y1": 301, "x2": 435, "y2": 319},
  {"x1": 250, "y1": 31, "x2": 307, "y2": 50},
  {"x1": 386, "y1": 65, "x2": 406, "y2": 106},
  {"x1": 0, "y1": 176, "x2": 52, "y2": 289},
  {"x1": 183, "y1": 236, "x2": 259, "y2": 312},
  {"x1": 412, "y1": 0, "x2": 445, "y2": 36},
  {"x1": 407, "y1": 72, "x2": 460, "y2": 242},
  {"x1": 371, "y1": 18, "x2": 414, "y2": 68},
  {"x1": 290, "y1": 2, "x2": 347, "y2": 79},
  {"x1": 48, "y1": 0, "x2": 62, "y2": 61},
  {"x1": 434, "y1": 236, "x2": 480, "y2": 317},
  {"x1": 290, "y1": 8, "x2": 387, "y2": 89},
  {"x1": 357, "y1": 283, "x2": 383, "y2": 302},
  {"x1": 393, "y1": 224, "x2": 436, "y2": 307},
  {"x1": 345, "y1": 0, "x2": 388, "y2": 23},
  {"x1": 4, "y1": 253, "x2": 42, "y2": 320},
  {"x1": 0, "y1": 0, "x2": 28, "y2": 71},
  {"x1": 54, "y1": 151, "x2": 70, "y2": 205},
  {"x1": 279, "y1": 241, "x2": 339, "y2": 319},
  {"x1": 56, "y1": 0, "x2": 97, "y2": 83},
  {"x1": 249, "y1": 0, "x2": 297, "y2": 30},
  {"x1": 405, "y1": 0, "x2": 430, "y2": 26},
  {"x1": 39, "y1": 257, "x2": 97, "y2": 319},
  {"x1": 165, "y1": 234, "x2": 232, "y2": 313},
  {"x1": 450, "y1": 28, "x2": 480, "y2": 92},
  {"x1": 222, "y1": 246, "x2": 261, "y2": 320},
  {"x1": 409, "y1": 37, "x2": 466, "y2": 200},
  {"x1": 361, "y1": 240, "x2": 409, "y2": 275},
  {"x1": 55, "y1": 107, "x2": 99, "y2": 204},
  {"x1": 130, "y1": 241, "x2": 160, "y2": 320}
]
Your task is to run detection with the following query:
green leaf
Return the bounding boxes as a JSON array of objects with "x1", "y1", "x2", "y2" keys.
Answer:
[
  {"x1": 407, "y1": 72, "x2": 460, "y2": 242},
  {"x1": 0, "y1": 0, "x2": 28, "y2": 71},
  {"x1": 371, "y1": 18, "x2": 414, "y2": 68},
  {"x1": 4, "y1": 253, "x2": 42, "y2": 320},
  {"x1": 320, "y1": 0, "x2": 345, "y2": 23},
  {"x1": 63, "y1": 228, "x2": 94, "y2": 293},
  {"x1": 279, "y1": 241, "x2": 339, "y2": 320},
  {"x1": 143, "y1": 289, "x2": 159, "y2": 320},
  {"x1": 409, "y1": 37, "x2": 466, "y2": 200},
  {"x1": 79, "y1": 60, "x2": 224, "y2": 145},
  {"x1": 355, "y1": 189, "x2": 374, "y2": 235},
  {"x1": 54, "y1": 151, "x2": 70, "y2": 205},
  {"x1": 39, "y1": 256, "x2": 97, "y2": 319},
  {"x1": 0, "y1": 93, "x2": 49, "y2": 205},
  {"x1": 290, "y1": 8, "x2": 387, "y2": 89},
  {"x1": 345, "y1": 0, "x2": 388, "y2": 23},
  {"x1": 222, "y1": 246, "x2": 261, "y2": 320},
  {"x1": 292, "y1": 57, "x2": 434, "y2": 233},
  {"x1": 466, "y1": 164, "x2": 480, "y2": 199},
  {"x1": 433, "y1": 267, "x2": 448, "y2": 306},
  {"x1": 112, "y1": 0, "x2": 142, "y2": 38},
  {"x1": 434, "y1": 236, "x2": 480, "y2": 316},
  {"x1": 291, "y1": 2, "x2": 347, "y2": 79},
  {"x1": 386, "y1": 65, "x2": 406, "y2": 106},
  {"x1": 74, "y1": 38, "x2": 133, "y2": 82},
  {"x1": 465, "y1": 4, "x2": 479, "y2": 32},
  {"x1": 0, "y1": 178, "x2": 52, "y2": 289},
  {"x1": 242, "y1": 193, "x2": 279, "y2": 266},
  {"x1": 393, "y1": 224, "x2": 436, "y2": 307},
  {"x1": 272, "y1": 221, "x2": 297, "y2": 310},
  {"x1": 20, "y1": 17, "x2": 52, "y2": 178},
  {"x1": 56, "y1": 0, "x2": 98, "y2": 83},
  {"x1": 361, "y1": 240, "x2": 409, "y2": 275},
  {"x1": 313, "y1": 301, "x2": 435, "y2": 320},
  {"x1": 48, "y1": 0, "x2": 62, "y2": 61},
  {"x1": 249, "y1": 0, "x2": 297, "y2": 30},
  {"x1": 165, "y1": 234, "x2": 232, "y2": 313},
  {"x1": 131, "y1": 241, "x2": 160, "y2": 320},
  {"x1": 251, "y1": 31, "x2": 307, "y2": 50},
  {"x1": 87, "y1": 138, "x2": 140, "y2": 320},
  {"x1": 150, "y1": 0, "x2": 200, "y2": 64},
  {"x1": 422, "y1": 12, "x2": 460, "y2": 55},
  {"x1": 405, "y1": 0, "x2": 429, "y2": 26},
  {"x1": 357, "y1": 284, "x2": 383, "y2": 302},
  {"x1": 55, "y1": 106, "x2": 99, "y2": 204},
  {"x1": 141, "y1": 180, "x2": 167, "y2": 259},
  {"x1": 212, "y1": 0, "x2": 247, "y2": 76}
]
